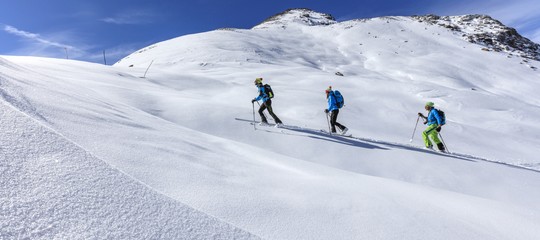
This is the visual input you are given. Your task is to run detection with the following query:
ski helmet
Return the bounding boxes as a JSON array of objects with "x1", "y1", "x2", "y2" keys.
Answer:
[
  {"x1": 254, "y1": 78, "x2": 263, "y2": 85},
  {"x1": 425, "y1": 102, "x2": 435, "y2": 107}
]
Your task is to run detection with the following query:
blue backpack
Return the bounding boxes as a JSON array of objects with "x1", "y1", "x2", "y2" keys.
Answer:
[{"x1": 333, "y1": 90, "x2": 344, "y2": 108}]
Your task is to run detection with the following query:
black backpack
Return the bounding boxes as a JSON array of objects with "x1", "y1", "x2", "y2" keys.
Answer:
[
  {"x1": 436, "y1": 109, "x2": 446, "y2": 125},
  {"x1": 264, "y1": 84, "x2": 274, "y2": 98}
]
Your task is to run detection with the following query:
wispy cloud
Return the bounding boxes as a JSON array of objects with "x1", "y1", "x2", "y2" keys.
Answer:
[
  {"x1": 528, "y1": 29, "x2": 540, "y2": 44},
  {"x1": 3, "y1": 25, "x2": 77, "y2": 50},
  {"x1": 482, "y1": 0, "x2": 540, "y2": 26},
  {"x1": 2, "y1": 24, "x2": 90, "y2": 60},
  {"x1": 2, "y1": 23, "x2": 142, "y2": 63},
  {"x1": 100, "y1": 10, "x2": 156, "y2": 25}
]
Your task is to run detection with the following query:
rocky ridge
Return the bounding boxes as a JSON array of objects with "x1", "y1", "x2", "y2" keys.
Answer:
[
  {"x1": 253, "y1": 8, "x2": 336, "y2": 29},
  {"x1": 253, "y1": 9, "x2": 539, "y2": 62},
  {"x1": 413, "y1": 14, "x2": 540, "y2": 61}
]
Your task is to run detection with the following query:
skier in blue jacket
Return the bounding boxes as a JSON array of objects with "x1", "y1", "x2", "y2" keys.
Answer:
[
  {"x1": 325, "y1": 86, "x2": 348, "y2": 134},
  {"x1": 251, "y1": 78, "x2": 283, "y2": 125},
  {"x1": 418, "y1": 102, "x2": 445, "y2": 152}
]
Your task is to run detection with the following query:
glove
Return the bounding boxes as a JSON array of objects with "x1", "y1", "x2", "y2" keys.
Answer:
[
  {"x1": 324, "y1": 109, "x2": 329, "y2": 114},
  {"x1": 251, "y1": 99, "x2": 256, "y2": 103}
]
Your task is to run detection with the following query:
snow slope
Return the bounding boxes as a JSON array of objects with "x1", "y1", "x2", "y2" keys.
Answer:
[
  {"x1": 0, "y1": 60, "x2": 258, "y2": 239},
  {"x1": 0, "y1": 104, "x2": 257, "y2": 239},
  {"x1": 3, "y1": 9, "x2": 540, "y2": 240},
  {"x1": 116, "y1": 10, "x2": 540, "y2": 168}
]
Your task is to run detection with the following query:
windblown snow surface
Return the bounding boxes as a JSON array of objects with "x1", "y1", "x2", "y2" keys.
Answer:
[{"x1": 2, "y1": 10, "x2": 540, "y2": 239}]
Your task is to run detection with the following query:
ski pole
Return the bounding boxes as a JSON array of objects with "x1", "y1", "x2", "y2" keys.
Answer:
[
  {"x1": 410, "y1": 115, "x2": 420, "y2": 142},
  {"x1": 439, "y1": 132, "x2": 449, "y2": 153},
  {"x1": 252, "y1": 102, "x2": 256, "y2": 130}
]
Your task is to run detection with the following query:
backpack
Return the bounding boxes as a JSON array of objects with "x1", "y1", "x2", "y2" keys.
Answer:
[
  {"x1": 333, "y1": 90, "x2": 344, "y2": 108},
  {"x1": 436, "y1": 109, "x2": 446, "y2": 125},
  {"x1": 264, "y1": 84, "x2": 274, "y2": 98}
]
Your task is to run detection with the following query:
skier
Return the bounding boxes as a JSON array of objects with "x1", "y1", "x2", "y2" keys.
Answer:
[
  {"x1": 418, "y1": 102, "x2": 445, "y2": 152},
  {"x1": 324, "y1": 86, "x2": 348, "y2": 134},
  {"x1": 251, "y1": 78, "x2": 283, "y2": 125}
]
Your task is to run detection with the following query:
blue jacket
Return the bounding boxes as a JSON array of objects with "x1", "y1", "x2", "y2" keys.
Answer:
[
  {"x1": 327, "y1": 91, "x2": 339, "y2": 111},
  {"x1": 427, "y1": 108, "x2": 443, "y2": 125},
  {"x1": 254, "y1": 85, "x2": 269, "y2": 103}
]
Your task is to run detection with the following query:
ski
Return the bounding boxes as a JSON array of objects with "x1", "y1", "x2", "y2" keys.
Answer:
[
  {"x1": 319, "y1": 129, "x2": 353, "y2": 137},
  {"x1": 252, "y1": 122, "x2": 277, "y2": 127},
  {"x1": 235, "y1": 118, "x2": 281, "y2": 127},
  {"x1": 236, "y1": 118, "x2": 314, "y2": 131}
]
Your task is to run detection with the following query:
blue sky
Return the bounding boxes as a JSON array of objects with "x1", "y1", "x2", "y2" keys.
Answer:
[{"x1": 1, "y1": 0, "x2": 539, "y2": 64}]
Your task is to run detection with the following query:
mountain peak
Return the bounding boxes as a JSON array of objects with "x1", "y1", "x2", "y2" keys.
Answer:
[
  {"x1": 253, "y1": 8, "x2": 336, "y2": 29},
  {"x1": 413, "y1": 14, "x2": 540, "y2": 60}
]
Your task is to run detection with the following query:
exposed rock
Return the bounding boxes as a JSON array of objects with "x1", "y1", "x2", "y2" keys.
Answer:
[
  {"x1": 253, "y1": 8, "x2": 336, "y2": 29},
  {"x1": 412, "y1": 14, "x2": 540, "y2": 61}
]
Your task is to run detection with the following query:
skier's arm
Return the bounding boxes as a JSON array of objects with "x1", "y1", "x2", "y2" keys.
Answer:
[
  {"x1": 253, "y1": 87, "x2": 264, "y2": 101},
  {"x1": 418, "y1": 112, "x2": 427, "y2": 124},
  {"x1": 327, "y1": 94, "x2": 336, "y2": 111}
]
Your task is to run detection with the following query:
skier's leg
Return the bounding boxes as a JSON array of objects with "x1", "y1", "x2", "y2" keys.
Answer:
[
  {"x1": 428, "y1": 128, "x2": 442, "y2": 145},
  {"x1": 332, "y1": 110, "x2": 346, "y2": 131},
  {"x1": 422, "y1": 125, "x2": 437, "y2": 148},
  {"x1": 436, "y1": 142, "x2": 446, "y2": 151},
  {"x1": 436, "y1": 129, "x2": 446, "y2": 151},
  {"x1": 330, "y1": 110, "x2": 338, "y2": 133},
  {"x1": 265, "y1": 100, "x2": 283, "y2": 124},
  {"x1": 422, "y1": 130, "x2": 431, "y2": 148},
  {"x1": 258, "y1": 103, "x2": 268, "y2": 123}
]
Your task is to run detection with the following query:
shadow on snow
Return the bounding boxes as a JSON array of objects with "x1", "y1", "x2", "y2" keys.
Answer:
[{"x1": 235, "y1": 118, "x2": 540, "y2": 173}]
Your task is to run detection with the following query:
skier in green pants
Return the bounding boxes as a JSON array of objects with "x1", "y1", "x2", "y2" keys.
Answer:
[{"x1": 418, "y1": 102, "x2": 446, "y2": 152}]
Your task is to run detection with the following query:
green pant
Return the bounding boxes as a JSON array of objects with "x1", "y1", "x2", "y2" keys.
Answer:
[{"x1": 422, "y1": 124, "x2": 441, "y2": 147}]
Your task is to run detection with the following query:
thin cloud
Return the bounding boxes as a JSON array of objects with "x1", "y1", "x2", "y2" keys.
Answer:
[
  {"x1": 3, "y1": 25, "x2": 77, "y2": 50},
  {"x1": 483, "y1": 0, "x2": 540, "y2": 26},
  {"x1": 528, "y1": 29, "x2": 540, "y2": 44},
  {"x1": 2, "y1": 23, "x2": 137, "y2": 63},
  {"x1": 2, "y1": 24, "x2": 89, "y2": 60},
  {"x1": 100, "y1": 10, "x2": 156, "y2": 25}
]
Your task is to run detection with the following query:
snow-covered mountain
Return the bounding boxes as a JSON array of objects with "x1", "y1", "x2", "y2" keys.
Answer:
[
  {"x1": 253, "y1": 8, "x2": 337, "y2": 29},
  {"x1": 2, "y1": 8, "x2": 540, "y2": 240},
  {"x1": 413, "y1": 14, "x2": 540, "y2": 62}
]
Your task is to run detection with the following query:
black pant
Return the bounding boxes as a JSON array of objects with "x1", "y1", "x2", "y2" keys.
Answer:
[
  {"x1": 330, "y1": 110, "x2": 346, "y2": 133},
  {"x1": 258, "y1": 99, "x2": 282, "y2": 124}
]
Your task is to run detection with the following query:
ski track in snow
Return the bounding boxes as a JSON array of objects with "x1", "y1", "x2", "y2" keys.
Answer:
[{"x1": 237, "y1": 118, "x2": 540, "y2": 173}]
